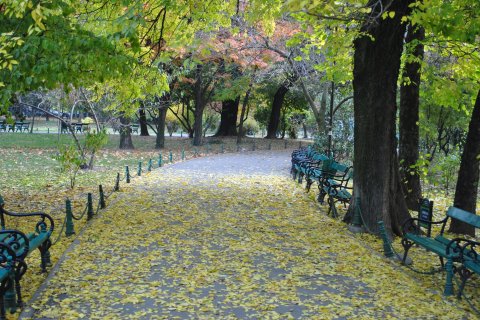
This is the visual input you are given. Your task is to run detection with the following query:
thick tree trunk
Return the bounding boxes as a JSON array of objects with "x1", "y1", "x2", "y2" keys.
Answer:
[
  {"x1": 352, "y1": 0, "x2": 413, "y2": 236},
  {"x1": 155, "y1": 107, "x2": 167, "y2": 149},
  {"x1": 266, "y1": 82, "x2": 289, "y2": 139},
  {"x1": 449, "y1": 90, "x2": 480, "y2": 236},
  {"x1": 119, "y1": 116, "x2": 134, "y2": 149},
  {"x1": 139, "y1": 105, "x2": 149, "y2": 136},
  {"x1": 193, "y1": 107, "x2": 204, "y2": 146},
  {"x1": 215, "y1": 97, "x2": 240, "y2": 136},
  {"x1": 399, "y1": 25, "x2": 424, "y2": 210}
]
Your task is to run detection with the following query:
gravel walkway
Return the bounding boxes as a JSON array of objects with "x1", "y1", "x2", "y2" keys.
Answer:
[{"x1": 20, "y1": 150, "x2": 471, "y2": 319}]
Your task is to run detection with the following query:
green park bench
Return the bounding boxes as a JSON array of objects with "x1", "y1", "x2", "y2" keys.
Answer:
[
  {"x1": 0, "y1": 196, "x2": 54, "y2": 314},
  {"x1": 0, "y1": 237, "x2": 20, "y2": 319},
  {"x1": 321, "y1": 165, "x2": 353, "y2": 217},
  {"x1": 21, "y1": 123, "x2": 30, "y2": 132},
  {"x1": 61, "y1": 122, "x2": 70, "y2": 134},
  {"x1": 131, "y1": 124, "x2": 139, "y2": 134},
  {"x1": 401, "y1": 206, "x2": 480, "y2": 296}
]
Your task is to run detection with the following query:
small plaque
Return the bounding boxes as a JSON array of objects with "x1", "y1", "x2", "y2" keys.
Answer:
[{"x1": 418, "y1": 198, "x2": 433, "y2": 237}]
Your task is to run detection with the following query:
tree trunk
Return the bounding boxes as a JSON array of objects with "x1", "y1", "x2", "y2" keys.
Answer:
[
  {"x1": 237, "y1": 81, "x2": 253, "y2": 144},
  {"x1": 352, "y1": 0, "x2": 413, "y2": 235},
  {"x1": 266, "y1": 82, "x2": 289, "y2": 139},
  {"x1": 449, "y1": 90, "x2": 480, "y2": 236},
  {"x1": 155, "y1": 107, "x2": 167, "y2": 149},
  {"x1": 399, "y1": 25, "x2": 424, "y2": 210},
  {"x1": 193, "y1": 65, "x2": 206, "y2": 146},
  {"x1": 30, "y1": 114, "x2": 35, "y2": 133},
  {"x1": 303, "y1": 123, "x2": 308, "y2": 138},
  {"x1": 139, "y1": 105, "x2": 150, "y2": 136},
  {"x1": 193, "y1": 107, "x2": 204, "y2": 146},
  {"x1": 215, "y1": 97, "x2": 240, "y2": 136},
  {"x1": 119, "y1": 116, "x2": 134, "y2": 149}
]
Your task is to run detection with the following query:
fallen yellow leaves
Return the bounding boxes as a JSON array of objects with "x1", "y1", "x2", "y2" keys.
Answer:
[{"x1": 14, "y1": 168, "x2": 479, "y2": 319}]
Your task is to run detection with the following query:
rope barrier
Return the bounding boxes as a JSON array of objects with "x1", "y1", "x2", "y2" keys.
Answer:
[
  {"x1": 72, "y1": 204, "x2": 88, "y2": 221},
  {"x1": 454, "y1": 276, "x2": 480, "y2": 316},
  {"x1": 51, "y1": 213, "x2": 67, "y2": 246}
]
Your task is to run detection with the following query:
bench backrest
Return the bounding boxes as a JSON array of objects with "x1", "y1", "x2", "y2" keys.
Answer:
[
  {"x1": 447, "y1": 207, "x2": 480, "y2": 228},
  {"x1": 312, "y1": 153, "x2": 329, "y2": 162},
  {"x1": 331, "y1": 162, "x2": 349, "y2": 173}
]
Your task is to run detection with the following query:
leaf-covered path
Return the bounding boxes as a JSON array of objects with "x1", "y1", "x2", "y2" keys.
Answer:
[{"x1": 21, "y1": 151, "x2": 471, "y2": 319}]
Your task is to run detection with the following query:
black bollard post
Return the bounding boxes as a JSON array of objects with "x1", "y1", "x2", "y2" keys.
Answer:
[
  {"x1": 87, "y1": 193, "x2": 94, "y2": 220},
  {"x1": 114, "y1": 173, "x2": 120, "y2": 191},
  {"x1": 65, "y1": 199, "x2": 75, "y2": 236},
  {"x1": 99, "y1": 185, "x2": 106, "y2": 209}
]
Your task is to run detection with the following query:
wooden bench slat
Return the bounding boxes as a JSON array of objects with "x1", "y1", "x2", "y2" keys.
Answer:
[
  {"x1": 447, "y1": 207, "x2": 480, "y2": 228},
  {"x1": 405, "y1": 233, "x2": 459, "y2": 258}
]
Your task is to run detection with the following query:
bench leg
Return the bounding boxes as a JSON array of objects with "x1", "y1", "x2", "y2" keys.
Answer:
[
  {"x1": 291, "y1": 168, "x2": 297, "y2": 180},
  {"x1": 401, "y1": 238, "x2": 414, "y2": 265},
  {"x1": 305, "y1": 178, "x2": 313, "y2": 192},
  {"x1": 0, "y1": 278, "x2": 8, "y2": 320},
  {"x1": 38, "y1": 239, "x2": 52, "y2": 273},
  {"x1": 297, "y1": 172, "x2": 304, "y2": 184},
  {"x1": 456, "y1": 266, "x2": 472, "y2": 299},
  {"x1": 444, "y1": 256, "x2": 454, "y2": 296},
  {"x1": 14, "y1": 261, "x2": 27, "y2": 308},
  {"x1": 317, "y1": 188, "x2": 326, "y2": 204},
  {"x1": 327, "y1": 197, "x2": 338, "y2": 218}
]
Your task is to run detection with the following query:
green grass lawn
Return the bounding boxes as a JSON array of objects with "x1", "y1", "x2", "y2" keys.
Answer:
[{"x1": 0, "y1": 132, "x2": 300, "y2": 207}]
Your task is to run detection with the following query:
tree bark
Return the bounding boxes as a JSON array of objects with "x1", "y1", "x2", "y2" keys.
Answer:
[
  {"x1": 139, "y1": 104, "x2": 150, "y2": 136},
  {"x1": 449, "y1": 90, "x2": 480, "y2": 236},
  {"x1": 237, "y1": 86, "x2": 253, "y2": 144},
  {"x1": 352, "y1": 0, "x2": 413, "y2": 235},
  {"x1": 215, "y1": 97, "x2": 240, "y2": 136},
  {"x1": 266, "y1": 82, "x2": 289, "y2": 139},
  {"x1": 155, "y1": 107, "x2": 167, "y2": 149},
  {"x1": 119, "y1": 116, "x2": 134, "y2": 149},
  {"x1": 193, "y1": 64, "x2": 206, "y2": 146},
  {"x1": 399, "y1": 25, "x2": 424, "y2": 210}
]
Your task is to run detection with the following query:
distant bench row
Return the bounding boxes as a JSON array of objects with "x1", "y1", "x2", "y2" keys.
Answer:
[
  {"x1": 0, "y1": 122, "x2": 30, "y2": 133},
  {"x1": 0, "y1": 122, "x2": 140, "y2": 134}
]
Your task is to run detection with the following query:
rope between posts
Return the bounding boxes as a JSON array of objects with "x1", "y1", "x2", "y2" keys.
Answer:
[
  {"x1": 95, "y1": 198, "x2": 101, "y2": 215},
  {"x1": 454, "y1": 275, "x2": 480, "y2": 316},
  {"x1": 51, "y1": 213, "x2": 67, "y2": 246},
  {"x1": 389, "y1": 237, "x2": 445, "y2": 275},
  {"x1": 353, "y1": 201, "x2": 444, "y2": 275},
  {"x1": 72, "y1": 205, "x2": 88, "y2": 220}
]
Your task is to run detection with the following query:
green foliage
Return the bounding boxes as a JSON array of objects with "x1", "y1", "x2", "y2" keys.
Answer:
[
  {"x1": 0, "y1": 0, "x2": 136, "y2": 114},
  {"x1": 242, "y1": 119, "x2": 260, "y2": 136},
  {"x1": 85, "y1": 128, "x2": 108, "y2": 155},
  {"x1": 54, "y1": 144, "x2": 82, "y2": 189},
  {"x1": 424, "y1": 150, "x2": 461, "y2": 195}
]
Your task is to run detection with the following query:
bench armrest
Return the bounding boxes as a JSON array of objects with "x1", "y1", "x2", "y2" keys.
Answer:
[
  {"x1": 0, "y1": 205, "x2": 54, "y2": 236},
  {"x1": 445, "y1": 238, "x2": 472, "y2": 257},
  {"x1": 0, "y1": 230, "x2": 29, "y2": 260},
  {"x1": 401, "y1": 217, "x2": 448, "y2": 236},
  {"x1": 460, "y1": 240, "x2": 480, "y2": 261},
  {"x1": 0, "y1": 242, "x2": 17, "y2": 266}
]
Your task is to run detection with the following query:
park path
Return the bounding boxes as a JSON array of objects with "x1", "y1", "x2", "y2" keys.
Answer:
[{"x1": 21, "y1": 151, "x2": 470, "y2": 319}]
